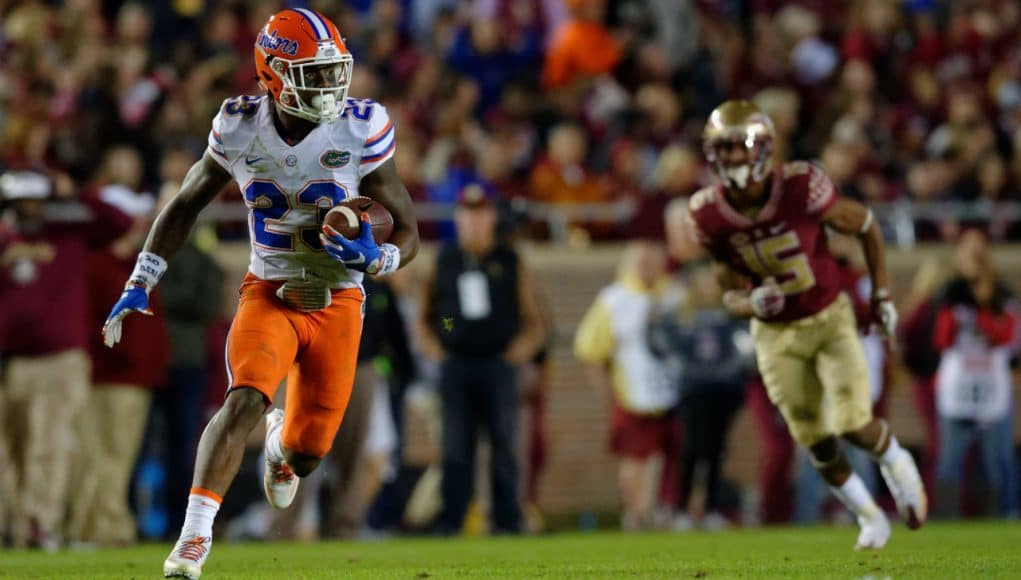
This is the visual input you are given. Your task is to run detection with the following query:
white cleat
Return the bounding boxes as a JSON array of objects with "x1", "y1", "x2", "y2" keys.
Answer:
[
  {"x1": 263, "y1": 409, "x2": 299, "y2": 509},
  {"x1": 880, "y1": 448, "x2": 928, "y2": 530},
  {"x1": 672, "y1": 513, "x2": 695, "y2": 533},
  {"x1": 164, "y1": 533, "x2": 211, "y2": 579},
  {"x1": 701, "y1": 512, "x2": 730, "y2": 532},
  {"x1": 854, "y1": 513, "x2": 891, "y2": 551}
]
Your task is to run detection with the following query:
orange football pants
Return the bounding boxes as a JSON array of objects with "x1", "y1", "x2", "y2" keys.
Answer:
[{"x1": 226, "y1": 273, "x2": 364, "y2": 457}]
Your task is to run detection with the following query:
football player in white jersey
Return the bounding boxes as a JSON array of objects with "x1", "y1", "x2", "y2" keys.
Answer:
[{"x1": 100, "y1": 9, "x2": 419, "y2": 579}]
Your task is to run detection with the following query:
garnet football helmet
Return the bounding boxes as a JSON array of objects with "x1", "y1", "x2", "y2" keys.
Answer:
[
  {"x1": 703, "y1": 100, "x2": 776, "y2": 190},
  {"x1": 254, "y1": 9, "x2": 352, "y2": 123}
]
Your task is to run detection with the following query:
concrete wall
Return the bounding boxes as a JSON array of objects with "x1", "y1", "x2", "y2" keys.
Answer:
[{"x1": 209, "y1": 241, "x2": 1021, "y2": 515}]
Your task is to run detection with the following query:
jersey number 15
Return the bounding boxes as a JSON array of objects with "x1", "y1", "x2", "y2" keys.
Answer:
[{"x1": 735, "y1": 231, "x2": 816, "y2": 295}]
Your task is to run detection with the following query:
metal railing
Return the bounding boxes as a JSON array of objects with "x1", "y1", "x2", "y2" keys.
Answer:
[
  {"x1": 43, "y1": 198, "x2": 1021, "y2": 248},
  {"x1": 201, "y1": 199, "x2": 1021, "y2": 248}
]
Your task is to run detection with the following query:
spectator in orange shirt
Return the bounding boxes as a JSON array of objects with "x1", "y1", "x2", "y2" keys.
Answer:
[
  {"x1": 528, "y1": 123, "x2": 612, "y2": 238},
  {"x1": 542, "y1": 0, "x2": 621, "y2": 91}
]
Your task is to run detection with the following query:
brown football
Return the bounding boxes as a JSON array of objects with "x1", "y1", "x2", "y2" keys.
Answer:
[{"x1": 323, "y1": 197, "x2": 394, "y2": 244}]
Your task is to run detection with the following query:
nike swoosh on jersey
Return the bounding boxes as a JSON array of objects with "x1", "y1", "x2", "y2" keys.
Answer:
[{"x1": 245, "y1": 156, "x2": 264, "y2": 165}]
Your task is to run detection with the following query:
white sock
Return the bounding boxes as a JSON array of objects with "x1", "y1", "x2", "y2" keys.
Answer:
[
  {"x1": 182, "y1": 492, "x2": 221, "y2": 538},
  {"x1": 830, "y1": 473, "x2": 882, "y2": 521},
  {"x1": 266, "y1": 422, "x2": 285, "y2": 464},
  {"x1": 878, "y1": 435, "x2": 903, "y2": 467}
]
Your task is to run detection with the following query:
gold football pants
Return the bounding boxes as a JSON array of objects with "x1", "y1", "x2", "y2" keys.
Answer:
[{"x1": 751, "y1": 293, "x2": 873, "y2": 446}]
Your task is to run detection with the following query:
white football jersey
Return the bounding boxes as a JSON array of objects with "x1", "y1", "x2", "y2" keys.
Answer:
[{"x1": 206, "y1": 95, "x2": 396, "y2": 288}]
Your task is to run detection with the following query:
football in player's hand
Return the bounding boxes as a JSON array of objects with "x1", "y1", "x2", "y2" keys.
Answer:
[
  {"x1": 750, "y1": 281, "x2": 785, "y2": 319},
  {"x1": 324, "y1": 198, "x2": 394, "y2": 244}
]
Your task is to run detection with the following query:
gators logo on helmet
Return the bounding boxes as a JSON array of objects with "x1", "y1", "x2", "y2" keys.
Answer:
[{"x1": 254, "y1": 9, "x2": 352, "y2": 124}]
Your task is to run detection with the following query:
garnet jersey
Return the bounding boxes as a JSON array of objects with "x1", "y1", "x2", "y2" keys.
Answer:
[
  {"x1": 205, "y1": 95, "x2": 395, "y2": 289},
  {"x1": 689, "y1": 161, "x2": 841, "y2": 322}
]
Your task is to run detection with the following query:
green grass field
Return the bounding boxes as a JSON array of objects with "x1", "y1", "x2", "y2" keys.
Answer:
[{"x1": 1, "y1": 522, "x2": 1019, "y2": 579}]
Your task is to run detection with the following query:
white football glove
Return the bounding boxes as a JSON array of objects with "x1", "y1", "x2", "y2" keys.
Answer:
[
  {"x1": 750, "y1": 282, "x2": 785, "y2": 319},
  {"x1": 871, "y1": 290, "x2": 898, "y2": 340}
]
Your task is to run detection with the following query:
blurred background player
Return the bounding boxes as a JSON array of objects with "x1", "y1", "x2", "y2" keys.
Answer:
[
  {"x1": 688, "y1": 100, "x2": 925, "y2": 550},
  {"x1": 99, "y1": 9, "x2": 419, "y2": 579},
  {"x1": 575, "y1": 241, "x2": 682, "y2": 531}
]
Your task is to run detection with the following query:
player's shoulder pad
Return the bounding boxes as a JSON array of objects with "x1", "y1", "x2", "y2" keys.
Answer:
[
  {"x1": 211, "y1": 96, "x2": 263, "y2": 142},
  {"x1": 338, "y1": 98, "x2": 388, "y2": 137},
  {"x1": 781, "y1": 160, "x2": 816, "y2": 178},
  {"x1": 686, "y1": 186, "x2": 721, "y2": 245},
  {"x1": 345, "y1": 99, "x2": 395, "y2": 174},
  {"x1": 781, "y1": 160, "x2": 836, "y2": 215},
  {"x1": 220, "y1": 95, "x2": 264, "y2": 117},
  {"x1": 780, "y1": 160, "x2": 833, "y2": 188},
  {"x1": 688, "y1": 185, "x2": 718, "y2": 214},
  {"x1": 208, "y1": 96, "x2": 264, "y2": 168}
]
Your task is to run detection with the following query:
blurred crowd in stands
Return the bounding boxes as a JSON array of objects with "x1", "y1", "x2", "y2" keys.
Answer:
[
  {"x1": 3, "y1": 0, "x2": 1021, "y2": 241},
  {"x1": 1, "y1": 0, "x2": 1020, "y2": 549}
]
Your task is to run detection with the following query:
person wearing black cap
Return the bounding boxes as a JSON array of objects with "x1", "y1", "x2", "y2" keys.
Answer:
[{"x1": 418, "y1": 184, "x2": 545, "y2": 535}]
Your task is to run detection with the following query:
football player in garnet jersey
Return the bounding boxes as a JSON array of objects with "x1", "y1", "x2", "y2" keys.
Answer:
[
  {"x1": 101, "y1": 9, "x2": 418, "y2": 579},
  {"x1": 687, "y1": 101, "x2": 925, "y2": 550}
]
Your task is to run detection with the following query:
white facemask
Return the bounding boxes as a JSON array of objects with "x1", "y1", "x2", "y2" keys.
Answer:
[{"x1": 725, "y1": 166, "x2": 751, "y2": 189}]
